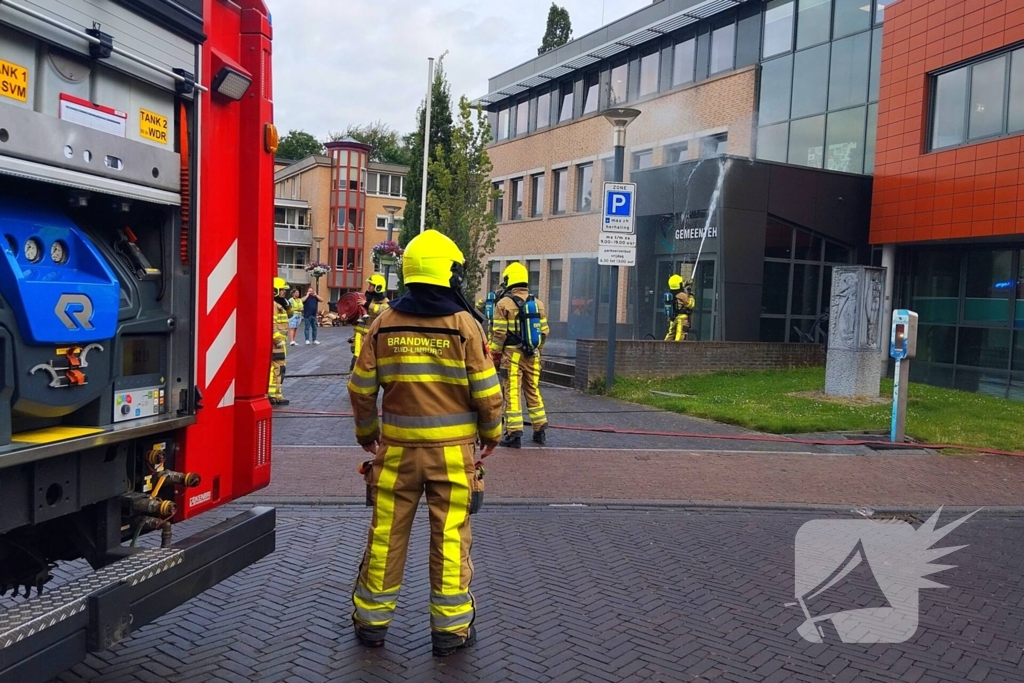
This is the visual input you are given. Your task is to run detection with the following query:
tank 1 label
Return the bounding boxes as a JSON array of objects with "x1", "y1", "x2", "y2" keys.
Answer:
[
  {"x1": 140, "y1": 108, "x2": 169, "y2": 144},
  {"x1": 0, "y1": 59, "x2": 28, "y2": 102}
]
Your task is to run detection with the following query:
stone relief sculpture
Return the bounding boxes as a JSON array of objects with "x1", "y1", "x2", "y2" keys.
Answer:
[
  {"x1": 863, "y1": 273, "x2": 883, "y2": 350},
  {"x1": 831, "y1": 270, "x2": 859, "y2": 350}
]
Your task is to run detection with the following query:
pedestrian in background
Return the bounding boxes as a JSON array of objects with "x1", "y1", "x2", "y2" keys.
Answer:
[
  {"x1": 287, "y1": 288, "x2": 302, "y2": 346},
  {"x1": 348, "y1": 230, "x2": 501, "y2": 657},
  {"x1": 302, "y1": 286, "x2": 322, "y2": 345}
]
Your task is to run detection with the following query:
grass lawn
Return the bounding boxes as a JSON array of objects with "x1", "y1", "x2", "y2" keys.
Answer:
[{"x1": 608, "y1": 367, "x2": 1024, "y2": 453}]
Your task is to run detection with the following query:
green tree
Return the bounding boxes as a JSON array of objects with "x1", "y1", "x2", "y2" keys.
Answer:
[
  {"x1": 276, "y1": 129, "x2": 324, "y2": 160},
  {"x1": 427, "y1": 97, "x2": 500, "y2": 298},
  {"x1": 538, "y1": 3, "x2": 572, "y2": 55},
  {"x1": 329, "y1": 121, "x2": 413, "y2": 166},
  {"x1": 400, "y1": 60, "x2": 455, "y2": 246}
]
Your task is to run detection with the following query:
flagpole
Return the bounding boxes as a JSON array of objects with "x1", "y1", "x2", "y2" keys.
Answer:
[{"x1": 419, "y1": 57, "x2": 434, "y2": 234}]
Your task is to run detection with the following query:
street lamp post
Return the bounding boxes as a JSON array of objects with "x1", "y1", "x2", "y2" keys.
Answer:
[
  {"x1": 382, "y1": 204, "x2": 402, "y2": 292},
  {"x1": 601, "y1": 108, "x2": 641, "y2": 392},
  {"x1": 313, "y1": 235, "x2": 325, "y2": 295}
]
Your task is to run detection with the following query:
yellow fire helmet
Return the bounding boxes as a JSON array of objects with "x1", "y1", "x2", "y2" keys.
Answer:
[
  {"x1": 668, "y1": 274, "x2": 684, "y2": 291},
  {"x1": 403, "y1": 230, "x2": 465, "y2": 288},
  {"x1": 273, "y1": 277, "x2": 287, "y2": 291},
  {"x1": 367, "y1": 274, "x2": 387, "y2": 293},
  {"x1": 502, "y1": 262, "x2": 529, "y2": 289}
]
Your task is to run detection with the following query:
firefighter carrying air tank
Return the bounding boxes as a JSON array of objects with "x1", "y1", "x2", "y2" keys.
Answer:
[
  {"x1": 490, "y1": 263, "x2": 549, "y2": 448},
  {"x1": 665, "y1": 275, "x2": 696, "y2": 342},
  {"x1": 350, "y1": 274, "x2": 390, "y2": 372},
  {"x1": 269, "y1": 277, "x2": 290, "y2": 406}
]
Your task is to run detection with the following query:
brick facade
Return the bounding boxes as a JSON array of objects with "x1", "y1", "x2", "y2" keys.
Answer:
[
  {"x1": 484, "y1": 68, "x2": 757, "y2": 323},
  {"x1": 574, "y1": 339, "x2": 826, "y2": 391},
  {"x1": 870, "y1": 0, "x2": 1024, "y2": 244}
]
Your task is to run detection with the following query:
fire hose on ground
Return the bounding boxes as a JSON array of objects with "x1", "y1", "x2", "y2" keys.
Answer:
[{"x1": 271, "y1": 409, "x2": 1024, "y2": 459}]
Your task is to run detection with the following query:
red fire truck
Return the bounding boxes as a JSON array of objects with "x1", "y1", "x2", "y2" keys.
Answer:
[{"x1": 0, "y1": 1, "x2": 277, "y2": 680}]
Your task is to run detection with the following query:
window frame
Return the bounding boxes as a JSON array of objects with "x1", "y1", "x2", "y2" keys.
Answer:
[
  {"x1": 492, "y1": 181, "x2": 505, "y2": 222},
  {"x1": 530, "y1": 172, "x2": 546, "y2": 218},
  {"x1": 510, "y1": 177, "x2": 525, "y2": 221},
  {"x1": 552, "y1": 168, "x2": 568, "y2": 215},
  {"x1": 672, "y1": 34, "x2": 697, "y2": 87},
  {"x1": 558, "y1": 81, "x2": 575, "y2": 123},
  {"x1": 582, "y1": 70, "x2": 600, "y2": 114},
  {"x1": 709, "y1": 19, "x2": 737, "y2": 75},
  {"x1": 632, "y1": 150, "x2": 654, "y2": 171},
  {"x1": 928, "y1": 46, "x2": 1024, "y2": 152},
  {"x1": 536, "y1": 89, "x2": 552, "y2": 130},
  {"x1": 515, "y1": 98, "x2": 530, "y2": 137},
  {"x1": 762, "y1": 0, "x2": 795, "y2": 60},
  {"x1": 576, "y1": 163, "x2": 594, "y2": 212},
  {"x1": 638, "y1": 47, "x2": 661, "y2": 98},
  {"x1": 609, "y1": 60, "x2": 629, "y2": 106},
  {"x1": 665, "y1": 142, "x2": 690, "y2": 164}
]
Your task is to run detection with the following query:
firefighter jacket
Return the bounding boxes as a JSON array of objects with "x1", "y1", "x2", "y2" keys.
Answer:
[
  {"x1": 355, "y1": 295, "x2": 390, "y2": 336},
  {"x1": 348, "y1": 302, "x2": 503, "y2": 448},
  {"x1": 489, "y1": 287, "x2": 548, "y2": 358},
  {"x1": 273, "y1": 298, "x2": 289, "y2": 352},
  {"x1": 673, "y1": 291, "x2": 696, "y2": 316}
]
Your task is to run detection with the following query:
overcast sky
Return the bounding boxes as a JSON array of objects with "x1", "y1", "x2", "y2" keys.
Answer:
[{"x1": 268, "y1": 0, "x2": 650, "y2": 139}]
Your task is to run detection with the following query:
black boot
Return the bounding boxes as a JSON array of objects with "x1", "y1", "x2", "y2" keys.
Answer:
[
  {"x1": 354, "y1": 623, "x2": 387, "y2": 648},
  {"x1": 273, "y1": 399, "x2": 290, "y2": 407},
  {"x1": 432, "y1": 626, "x2": 476, "y2": 657},
  {"x1": 499, "y1": 433, "x2": 522, "y2": 449},
  {"x1": 532, "y1": 428, "x2": 546, "y2": 445}
]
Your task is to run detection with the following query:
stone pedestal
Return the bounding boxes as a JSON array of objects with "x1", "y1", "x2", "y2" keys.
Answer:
[{"x1": 825, "y1": 266, "x2": 886, "y2": 398}]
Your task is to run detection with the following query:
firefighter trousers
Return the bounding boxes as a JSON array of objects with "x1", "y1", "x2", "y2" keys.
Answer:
[
  {"x1": 268, "y1": 343, "x2": 287, "y2": 402},
  {"x1": 352, "y1": 443, "x2": 478, "y2": 638},
  {"x1": 500, "y1": 350, "x2": 547, "y2": 435},
  {"x1": 665, "y1": 314, "x2": 690, "y2": 342}
]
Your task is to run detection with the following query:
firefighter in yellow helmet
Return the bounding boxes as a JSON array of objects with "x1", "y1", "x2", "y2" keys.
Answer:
[
  {"x1": 268, "y1": 277, "x2": 290, "y2": 406},
  {"x1": 350, "y1": 274, "x2": 390, "y2": 372},
  {"x1": 665, "y1": 274, "x2": 696, "y2": 342},
  {"x1": 348, "y1": 229, "x2": 501, "y2": 657},
  {"x1": 490, "y1": 262, "x2": 549, "y2": 448}
]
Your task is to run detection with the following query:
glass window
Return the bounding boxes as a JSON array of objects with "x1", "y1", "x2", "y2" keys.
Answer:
[
  {"x1": 931, "y1": 67, "x2": 968, "y2": 149},
  {"x1": 639, "y1": 50, "x2": 660, "y2": 97},
  {"x1": 548, "y1": 260, "x2": 563, "y2": 322},
  {"x1": 763, "y1": 0, "x2": 795, "y2": 58},
  {"x1": 493, "y1": 182, "x2": 504, "y2": 221},
  {"x1": 376, "y1": 216, "x2": 387, "y2": 230},
  {"x1": 869, "y1": 27, "x2": 882, "y2": 103},
  {"x1": 516, "y1": 99, "x2": 529, "y2": 136},
  {"x1": 559, "y1": 83, "x2": 574, "y2": 122},
  {"x1": 957, "y1": 328, "x2": 1012, "y2": 369},
  {"x1": 761, "y1": 317, "x2": 788, "y2": 341},
  {"x1": 792, "y1": 44, "x2": 830, "y2": 118},
  {"x1": 553, "y1": 168, "x2": 568, "y2": 214},
  {"x1": 366, "y1": 172, "x2": 378, "y2": 195},
  {"x1": 701, "y1": 133, "x2": 728, "y2": 158},
  {"x1": 765, "y1": 221, "x2": 793, "y2": 258},
  {"x1": 527, "y1": 260, "x2": 541, "y2": 293},
  {"x1": 665, "y1": 142, "x2": 689, "y2": 164},
  {"x1": 760, "y1": 55, "x2": 793, "y2": 125},
  {"x1": 488, "y1": 261, "x2": 501, "y2": 293},
  {"x1": 710, "y1": 23, "x2": 736, "y2": 74},
  {"x1": 825, "y1": 240, "x2": 853, "y2": 263},
  {"x1": 791, "y1": 264, "x2": 821, "y2": 316},
  {"x1": 1015, "y1": 331, "x2": 1024, "y2": 372},
  {"x1": 536, "y1": 90, "x2": 551, "y2": 130},
  {"x1": 673, "y1": 37, "x2": 696, "y2": 87},
  {"x1": 912, "y1": 251, "x2": 960, "y2": 324},
  {"x1": 602, "y1": 156, "x2": 616, "y2": 182},
  {"x1": 576, "y1": 164, "x2": 594, "y2": 212},
  {"x1": 788, "y1": 115, "x2": 826, "y2": 167},
  {"x1": 797, "y1": 0, "x2": 831, "y2": 50},
  {"x1": 762, "y1": 261, "x2": 791, "y2": 314},
  {"x1": 875, "y1": 0, "x2": 893, "y2": 24},
  {"x1": 757, "y1": 123, "x2": 790, "y2": 162},
  {"x1": 497, "y1": 107, "x2": 509, "y2": 140},
  {"x1": 610, "y1": 62, "x2": 628, "y2": 105},
  {"x1": 1018, "y1": 250, "x2": 1024, "y2": 327},
  {"x1": 834, "y1": 0, "x2": 871, "y2": 38},
  {"x1": 583, "y1": 72, "x2": 599, "y2": 114},
  {"x1": 969, "y1": 55, "x2": 1008, "y2": 141},
  {"x1": 510, "y1": 178, "x2": 524, "y2": 220},
  {"x1": 531, "y1": 173, "x2": 545, "y2": 217},
  {"x1": 794, "y1": 230, "x2": 823, "y2": 260},
  {"x1": 346, "y1": 249, "x2": 355, "y2": 270},
  {"x1": 917, "y1": 325, "x2": 957, "y2": 364},
  {"x1": 826, "y1": 106, "x2": 867, "y2": 174},
  {"x1": 348, "y1": 208, "x2": 357, "y2": 229},
  {"x1": 378, "y1": 174, "x2": 390, "y2": 196},
  {"x1": 964, "y1": 250, "x2": 1012, "y2": 323},
  {"x1": 1010, "y1": 49, "x2": 1024, "y2": 133},
  {"x1": 633, "y1": 150, "x2": 653, "y2": 170},
  {"x1": 829, "y1": 32, "x2": 872, "y2": 110}
]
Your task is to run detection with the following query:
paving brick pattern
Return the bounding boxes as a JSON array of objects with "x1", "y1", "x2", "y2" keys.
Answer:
[{"x1": 48, "y1": 505, "x2": 1024, "y2": 682}]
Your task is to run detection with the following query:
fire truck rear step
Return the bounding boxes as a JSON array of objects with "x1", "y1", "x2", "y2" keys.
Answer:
[{"x1": 0, "y1": 506, "x2": 275, "y2": 683}]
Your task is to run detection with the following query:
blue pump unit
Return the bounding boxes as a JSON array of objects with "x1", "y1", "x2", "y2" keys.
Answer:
[
  {"x1": 0, "y1": 199, "x2": 120, "y2": 344},
  {"x1": 485, "y1": 291, "x2": 495, "y2": 324}
]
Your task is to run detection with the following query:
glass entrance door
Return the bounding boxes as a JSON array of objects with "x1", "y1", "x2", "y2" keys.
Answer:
[{"x1": 654, "y1": 257, "x2": 717, "y2": 340}]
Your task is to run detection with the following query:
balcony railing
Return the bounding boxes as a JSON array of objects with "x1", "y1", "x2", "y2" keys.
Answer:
[
  {"x1": 275, "y1": 224, "x2": 314, "y2": 246},
  {"x1": 277, "y1": 264, "x2": 312, "y2": 284}
]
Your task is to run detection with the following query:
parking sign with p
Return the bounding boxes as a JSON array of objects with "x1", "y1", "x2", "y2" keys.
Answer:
[{"x1": 602, "y1": 182, "x2": 636, "y2": 234}]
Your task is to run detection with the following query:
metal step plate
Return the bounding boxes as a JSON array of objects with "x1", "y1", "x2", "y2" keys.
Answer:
[{"x1": 0, "y1": 548, "x2": 182, "y2": 650}]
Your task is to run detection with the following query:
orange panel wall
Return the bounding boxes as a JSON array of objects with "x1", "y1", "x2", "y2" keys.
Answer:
[{"x1": 870, "y1": 0, "x2": 1024, "y2": 245}]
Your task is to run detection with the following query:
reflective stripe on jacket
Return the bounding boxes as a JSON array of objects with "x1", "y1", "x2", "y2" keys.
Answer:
[{"x1": 348, "y1": 307, "x2": 503, "y2": 447}]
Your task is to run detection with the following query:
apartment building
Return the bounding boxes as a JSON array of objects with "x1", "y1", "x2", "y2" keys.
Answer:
[{"x1": 273, "y1": 140, "x2": 407, "y2": 310}]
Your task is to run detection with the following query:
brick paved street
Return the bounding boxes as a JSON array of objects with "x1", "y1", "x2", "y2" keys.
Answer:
[
  {"x1": 22, "y1": 326, "x2": 1024, "y2": 681},
  {"x1": 48, "y1": 505, "x2": 1024, "y2": 682}
]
